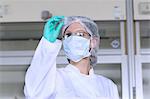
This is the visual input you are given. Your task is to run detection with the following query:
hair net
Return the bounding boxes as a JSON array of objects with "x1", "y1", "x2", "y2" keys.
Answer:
[{"x1": 62, "y1": 16, "x2": 100, "y2": 66}]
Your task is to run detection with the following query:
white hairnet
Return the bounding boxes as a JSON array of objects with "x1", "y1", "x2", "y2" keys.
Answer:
[{"x1": 62, "y1": 16, "x2": 100, "y2": 66}]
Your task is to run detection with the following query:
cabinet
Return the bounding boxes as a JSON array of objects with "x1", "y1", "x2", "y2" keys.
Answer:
[
  {"x1": 133, "y1": 0, "x2": 150, "y2": 99},
  {"x1": 135, "y1": 21, "x2": 150, "y2": 99},
  {"x1": 134, "y1": 0, "x2": 150, "y2": 20},
  {"x1": 0, "y1": 0, "x2": 126, "y2": 22}
]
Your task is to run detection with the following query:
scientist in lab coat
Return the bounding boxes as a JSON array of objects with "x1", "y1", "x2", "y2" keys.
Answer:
[{"x1": 24, "y1": 16, "x2": 119, "y2": 99}]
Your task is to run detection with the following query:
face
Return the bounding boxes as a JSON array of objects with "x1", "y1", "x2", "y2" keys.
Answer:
[
  {"x1": 63, "y1": 22, "x2": 91, "y2": 39},
  {"x1": 62, "y1": 22, "x2": 91, "y2": 63}
]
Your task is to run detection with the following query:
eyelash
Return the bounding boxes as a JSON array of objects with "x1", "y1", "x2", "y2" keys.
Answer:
[{"x1": 64, "y1": 33, "x2": 71, "y2": 39}]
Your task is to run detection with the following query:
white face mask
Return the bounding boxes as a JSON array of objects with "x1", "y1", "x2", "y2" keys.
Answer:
[{"x1": 63, "y1": 36, "x2": 91, "y2": 62}]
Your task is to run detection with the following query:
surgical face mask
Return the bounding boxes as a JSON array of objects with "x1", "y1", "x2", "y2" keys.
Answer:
[{"x1": 63, "y1": 36, "x2": 91, "y2": 62}]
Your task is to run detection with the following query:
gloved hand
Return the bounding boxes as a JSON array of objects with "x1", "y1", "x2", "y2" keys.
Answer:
[{"x1": 43, "y1": 16, "x2": 64, "y2": 43}]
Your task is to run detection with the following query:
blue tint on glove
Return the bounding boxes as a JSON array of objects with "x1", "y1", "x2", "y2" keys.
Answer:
[{"x1": 43, "y1": 16, "x2": 64, "y2": 43}]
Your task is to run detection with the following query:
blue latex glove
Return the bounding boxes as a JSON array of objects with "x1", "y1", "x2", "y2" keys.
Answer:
[{"x1": 43, "y1": 16, "x2": 64, "y2": 43}]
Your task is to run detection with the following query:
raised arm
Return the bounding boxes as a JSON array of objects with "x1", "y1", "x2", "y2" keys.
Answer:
[{"x1": 24, "y1": 16, "x2": 64, "y2": 99}]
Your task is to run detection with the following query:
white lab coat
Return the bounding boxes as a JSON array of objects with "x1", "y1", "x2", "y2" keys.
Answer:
[{"x1": 24, "y1": 37, "x2": 119, "y2": 99}]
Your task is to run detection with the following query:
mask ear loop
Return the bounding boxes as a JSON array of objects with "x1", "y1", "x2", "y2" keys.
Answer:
[
  {"x1": 89, "y1": 37, "x2": 93, "y2": 53},
  {"x1": 89, "y1": 37, "x2": 94, "y2": 66},
  {"x1": 89, "y1": 37, "x2": 99, "y2": 67},
  {"x1": 90, "y1": 37, "x2": 96, "y2": 49}
]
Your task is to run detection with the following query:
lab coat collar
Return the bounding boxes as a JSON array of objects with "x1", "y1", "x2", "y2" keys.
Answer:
[{"x1": 65, "y1": 64, "x2": 95, "y2": 78}]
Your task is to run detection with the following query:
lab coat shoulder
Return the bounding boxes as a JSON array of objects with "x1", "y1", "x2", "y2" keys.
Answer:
[
  {"x1": 95, "y1": 74, "x2": 119, "y2": 99},
  {"x1": 24, "y1": 37, "x2": 62, "y2": 99}
]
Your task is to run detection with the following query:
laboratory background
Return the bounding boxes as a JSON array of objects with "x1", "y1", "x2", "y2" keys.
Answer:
[{"x1": 0, "y1": 0, "x2": 150, "y2": 99}]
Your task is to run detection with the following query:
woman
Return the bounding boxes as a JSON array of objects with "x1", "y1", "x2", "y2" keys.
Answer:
[{"x1": 24, "y1": 16, "x2": 119, "y2": 99}]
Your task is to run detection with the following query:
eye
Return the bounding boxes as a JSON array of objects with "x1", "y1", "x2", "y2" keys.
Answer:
[
  {"x1": 76, "y1": 32, "x2": 84, "y2": 37},
  {"x1": 64, "y1": 33, "x2": 72, "y2": 39}
]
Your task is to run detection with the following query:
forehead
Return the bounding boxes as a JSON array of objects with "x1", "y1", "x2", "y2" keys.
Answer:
[{"x1": 64, "y1": 22, "x2": 86, "y2": 32}]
